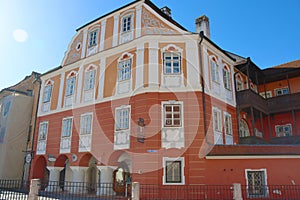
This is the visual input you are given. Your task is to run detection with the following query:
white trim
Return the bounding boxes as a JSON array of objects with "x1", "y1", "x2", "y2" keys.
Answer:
[
  {"x1": 135, "y1": 43, "x2": 144, "y2": 90},
  {"x1": 162, "y1": 157, "x2": 185, "y2": 185},
  {"x1": 60, "y1": 116, "x2": 73, "y2": 154},
  {"x1": 76, "y1": 66, "x2": 83, "y2": 104},
  {"x1": 113, "y1": 14, "x2": 120, "y2": 47},
  {"x1": 135, "y1": 4, "x2": 142, "y2": 38},
  {"x1": 185, "y1": 40, "x2": 200, "y2": 89},
  {"x1": 81, "y1": 29, "x2": 88, "y2": 59},
  {"x1": 148, "y1": 40, "x2": 159, "y2": 86},
  {"x1": 100, "y1": 20, "x2": 106, "y2": 51},
  {"x1": 57, "y1": 72, "x2": 65, "y2": 109},
  {"x1": 114, "y1": 105, "x2": 131, "y2": 131},
  {"x1": 206, "y1": 155, "x2": 300, "y2": 159},
  {"x1": 38, "y1": 80, "x2": 45, "y2": 116},
  {"x1": 98, "y1": 59, "x2": 105, "y2": 100},
  {"x1": 245, "y1": 168, "x2": 268, "y2": 198}
]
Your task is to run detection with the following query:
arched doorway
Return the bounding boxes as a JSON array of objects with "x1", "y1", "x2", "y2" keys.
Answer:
[
  {"x1": 54, "y1": 155, "x2": 69, "y2": 191},
  {"x1": 112, "y1": 152, "x2": 132, "y2": 196},
  {"x1": 240, "y1": 119, "x2": 250, "y2": 137},
  {"x1": 32, "y1": 156, "x2": 49, "y2": 189},
  {"x1": 79, "y1": 153, "x2": 98, "y2": 194}
]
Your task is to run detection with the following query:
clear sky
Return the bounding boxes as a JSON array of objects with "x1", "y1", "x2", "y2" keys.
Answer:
[{"x1": 0, "y1": 0, "x2": 299, "y2": 89}]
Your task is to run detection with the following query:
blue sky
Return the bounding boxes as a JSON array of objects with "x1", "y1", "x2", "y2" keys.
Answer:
[{"x1": 0, "y1": 0, "x2": 299, "y2": 89}]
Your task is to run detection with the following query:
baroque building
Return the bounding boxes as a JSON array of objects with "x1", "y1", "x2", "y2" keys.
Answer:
[{"x1": 29, "y1": 0, "x2": 300, "y2": 198}]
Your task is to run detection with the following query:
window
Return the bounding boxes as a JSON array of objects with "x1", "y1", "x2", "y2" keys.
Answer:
[
  {"x1": 223, "y1": 67, "x2": 231, "y2": 90},
  {"x1": 89, "y1": 30, "x2": 97, "y2": 47},
  {"x1": 80, "y1": 114, "x2": 92, "y2": 135},
  {"x1": 38, "y1": 122, "x2": 48, "y2": 141},
  {"x1": 164, "y1": 104, "x2": 182, "y2": 127},
  {"x1": 118, "y1": 59, "x2": 131, "y2": 81},
  {"x1": 84, "y1": 69, "x2": 96, "y2": 90},
  {"x1": 224, "y1": 113, "x2": 232, "y2": 135},
  {"x1": 246, "y1": 169, "x2": 268, "y2": 198},
  {"x1": 259, "y1": 91, "x2": 272, "y2": 99},
  {"x1": 275, "y1": 87, "x2": 289, "y2": 96},
  {"x1": 66, "y1": 76, "x2": 76, "y2": 96},
  {"x1": 61, "y1": 117, "x2": 72, "y2": 137},
  {"x1": 213, "y1": 108, "x2": 222, "y2": 132},
  {"x1": 163, "y1": 52, "x2": 181, "y2": 75},
  {"x1": 163, "y1": 157, "x2": 185, "y2": 185},
  {"x1": 122, "y1": 15, "x2": 132, "y2": 32},
  {"x1": 275, "y1": 124, "x2": 292, "y2": 137},
  {"x1": 210, "y1": 58, "x2": 219, "y2": 83},
  {"x1": 43, "y1": 85, "x2": 52, "y2": 103},
  {"x1": 115, "y1": 107, "x2": 130, "y2": 130}
]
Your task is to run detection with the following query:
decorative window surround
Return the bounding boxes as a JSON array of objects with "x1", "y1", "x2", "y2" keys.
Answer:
[
  {"x1": 65, "y1": 71, "x2": 78, "y2": 107},
  {"x1": 161, "y1": 44, "x2": 184, "y2": 88},
  {"x1": 210, "y1": 56, "x2": 220, "y2": 95},
  {"x1": 224, "y1": 112, "x2": 233, "y2": 145},
  {"x1": 42, "y1": 80, "x2": 53, "y2": 113},
  {"x1": 87, "y1": 28, "x2": 100, "y2": 57},
  {"x1": 114, "y1": 105, "x2": 131, "y2": 150},
  {"x1": 37, "y1": 121, "x2": 48, "y2": 155},
  {"x1": 116, "y1": 52, "x2": 133, "y2": 95},
  {"x1": 236, "y1": 74, "x2": 244, "y2": 91},
  {"x1": 83, "y1": 65, "x2": 97, "y2": 102},
  {"x1": 163, "y1": 157, "x2": 185, "y2": 185},
  {"x1": 213, "y1": 107, "x2": 223, "y2": 145},
  {"x1": 79, "y1": 113, "x2": 93, "y2": 152},
  {"x1": 120, "y1": 12, "x2": 134, "y2": 44},
  {"x1": 161, "y1": 101, "x2": 184, "y2": 149},
  {"x1": 259, "y1": 91, "x2": 272, "y2": 99},
  {"x1": 60, "y1": 117, "x2": 73, "y2": 154},
  {"x1": 275, "y1": 87, "x2": 289, "y2": 96},
  {"x1": 245, "y1": 169, "x2": 268, "y2": 198}
]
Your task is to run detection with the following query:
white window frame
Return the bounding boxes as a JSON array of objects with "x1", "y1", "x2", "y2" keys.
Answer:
[
  {"x1": 163, "y1": 157, "x2": 185, "y2": 185},
  {"x1": 84, "y1": 67, "x2": 96, "y2": 91},
  {"x1": 43, "y1": 84, "x2": 53, "y2": 103},
  {"x1": 115, "y1": 106, "x2": 131, "y2": 131},
  {"x1": 213, "y1": 107, "x2": 222, "y2": 132},
  {"x1": 80, "y1": 113, "x2": 93, "y2": 135},
  {"x1": 61, "y1": 117, "x2": 73, "y2": 138},
  {"x1": 163, "y1": 103, "x2": 182, "y2": 128},
  {"x1": 210, "y1": 57, "x2": 219, "y2": 83},
  {"x1": 223, "y1": 66, "x2": 231, "y2": 90},
  {"x1": 224, "y1": 112, "x2": 232, "y2": 136},
  {"x1": 121, "y1": 13, "x2": 133, "y2": 33},
  {"x1": 38, "y1": 121, "x2": 48, "y2": 141},
  {"x1": 236, "y1": 74, "x2": 244, "y2": 91},
  {"x1": 275, "y1": 124, "x2": 292, "y2": 137},
  {"x1": 66, "y1": 74, "x2": 76, "y2": 97},
  {"x1": 245, "y1": 169, "x2": 268, "y2": 198},
  {"x1": 163, "y1": 52, "x2": 181, "y2": 75},
  {"x1": 274, "y1": 87, "x2": 289, "y2": 96},
  {"x1": 118, "y1": 59, "x2": 131, "y2": 82},
  {"x1": 259, "y1": 91, "x2": 272, "y2": 99},
  {"x1": 88, "y1": 30, "x2": 98, "y2": 47}
]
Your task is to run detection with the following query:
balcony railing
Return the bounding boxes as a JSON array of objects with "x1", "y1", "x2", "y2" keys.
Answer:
[{"x1": 236, "y1": 89, "x2": 300, "y2": 114}]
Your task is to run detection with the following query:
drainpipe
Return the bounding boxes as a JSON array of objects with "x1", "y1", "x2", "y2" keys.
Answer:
[
  {"x1": 27, "y1": 77, "x2": 42, "y2": 180},
  {"x1": 198, "y1": 31, "x2": 207, "y2": 136}
]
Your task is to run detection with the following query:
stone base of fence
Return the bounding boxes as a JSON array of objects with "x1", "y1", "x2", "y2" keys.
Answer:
[{"x1": 28, "y1": 179, "x2": 39, "y2": 200}]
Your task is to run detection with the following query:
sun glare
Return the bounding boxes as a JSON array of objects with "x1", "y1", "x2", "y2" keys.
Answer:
[{"x1": 12, "y1": 29, "x2": 29, "y2": 42}]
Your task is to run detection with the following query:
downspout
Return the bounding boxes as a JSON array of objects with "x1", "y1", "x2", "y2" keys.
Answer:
[
  {"x1": 28, "y1": 77, "x2": 42, "y2": 180},
  {"x1": 198, "y1": 31, "x2": 207, "y2": 136}
]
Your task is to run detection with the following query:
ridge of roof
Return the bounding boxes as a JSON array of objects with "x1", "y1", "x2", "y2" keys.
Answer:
[{"x1": 76, "y1": 0, "x2": 187, "y2": 32}]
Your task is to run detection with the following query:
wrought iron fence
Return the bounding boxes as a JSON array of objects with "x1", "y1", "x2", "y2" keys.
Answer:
[
  {"x1": 0, "y1": 179, "x2": 29, "y2": 200},
  {"x1": 241, "y1": 185, "x2": 300, "y2": 200},
  {"x1": 140, "y1": 184, "x2": 233, "y2": 200}
]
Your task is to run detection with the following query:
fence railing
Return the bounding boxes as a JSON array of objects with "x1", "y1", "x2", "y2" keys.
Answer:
[
  {"x1": 0, "y1": 179, "x2": 29, "y2": 200},
  {"x1": 1, "y1": 179, "x2": 300, "y2": 200}
]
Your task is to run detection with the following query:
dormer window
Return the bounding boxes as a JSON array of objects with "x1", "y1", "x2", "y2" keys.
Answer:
[{"x1": 88, "y1": 30, "x2": 98, "y2": 47}]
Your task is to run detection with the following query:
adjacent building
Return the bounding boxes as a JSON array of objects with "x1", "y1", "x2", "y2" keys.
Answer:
[
  {"x1": 28, "y1": 0, "x2": 300, "y2": 198},
  {"x1": 0, "y1": 72, "x2": 40, "y2": 180}
]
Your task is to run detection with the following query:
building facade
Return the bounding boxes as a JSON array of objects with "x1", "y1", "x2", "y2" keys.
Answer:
[
  {"x1": 0, "y1": 72, "x2": 40, "y2": 180},
  {"x1": 29, "y1": 0, "x2": 300, "y2": 198}
]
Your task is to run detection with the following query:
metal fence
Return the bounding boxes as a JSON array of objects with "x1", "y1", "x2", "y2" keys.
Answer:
[
  {"x1": 140, "y1": 184, "x2": 233, "y2": 200},
  {"x1": 0, "y1": 179, "x2": 29, "y2": 200},
  {"x1": 241, "y1": 185, "x2": 300, "y2": 200}
]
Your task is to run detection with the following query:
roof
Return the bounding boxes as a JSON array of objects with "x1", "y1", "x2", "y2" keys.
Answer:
[
  {"x1": 76, "y1": 0, "x2": 187, "y2": 32},
  {"x1": 207, "y1": 145, "x2": 300, "y2": 157},
  {"x1": 272, "y1": 59, "x2": 300, "y2": 69}
]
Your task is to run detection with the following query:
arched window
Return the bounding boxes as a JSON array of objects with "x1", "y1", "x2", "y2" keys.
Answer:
[
  {"x1": 223, "y1": 65, "x2": 231, "y2": 90},
  {"x1": 236, "y1": 73, "x2": 244, "y2": 91},
  {"x1": 43, "y1": 80, "x2": 53, "y2": 103},
  {"x1": 66, "y1": 71, "x2": 77, "y2": 97},
  {"x1": 210, "y1": 56, "x2": 219, "y2": 83},
  {"x1": 162, "y1": 44, "x2": 182, "y2": 75},
  {"x1": 239, "y1": 119, "x2": 250, "y2": 137},
  {"x1": 84, "y1": 65, "x2": 96, "y2": 91},
  {"x1": 118, "y1": 53, "x2": 133, "y2": 82}
]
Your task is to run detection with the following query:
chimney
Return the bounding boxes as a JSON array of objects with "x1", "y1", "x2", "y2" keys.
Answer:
[
  {"x1": 161, "y1": 6, "x2": 171, "y2": 18},
  {"x1": 195, "y1": 15, "x2": 210, "y2": 38}
]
